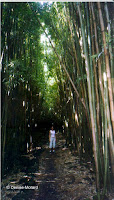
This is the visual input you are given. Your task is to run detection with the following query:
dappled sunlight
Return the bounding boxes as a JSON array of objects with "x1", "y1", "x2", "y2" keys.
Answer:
[
  {"x1": 48, "y1": 77, "x2": 55, "y2": 86},
  {"x1": 1, "y1": 2, "x2": 114, "y2": 200}
]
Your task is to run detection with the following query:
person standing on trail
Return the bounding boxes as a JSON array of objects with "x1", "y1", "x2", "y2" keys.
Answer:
[{"x1": 49, "y1": 126, "x2": 56, "y2": 152}]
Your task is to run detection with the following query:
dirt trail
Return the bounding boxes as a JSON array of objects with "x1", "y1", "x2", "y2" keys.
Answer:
[
  {"x1": 1, "y1": 133, "x2": 114, "y2": 200},
  {"x1": 36, "y1": 134, "x2": 96, "y2": 200}
]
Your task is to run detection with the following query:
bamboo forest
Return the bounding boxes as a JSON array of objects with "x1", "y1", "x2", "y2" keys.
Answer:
[{"x1": 1, "y1": 2, "x2": 114, "y2": 200}]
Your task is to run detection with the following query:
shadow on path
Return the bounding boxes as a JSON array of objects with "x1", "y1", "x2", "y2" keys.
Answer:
[{"x1": 2, "y1": 133, "x2": 114, "y2": 200}]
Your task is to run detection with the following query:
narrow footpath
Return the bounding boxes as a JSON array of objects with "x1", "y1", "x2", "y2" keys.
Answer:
[{"x1": 1, "y1": 133, "x2": 114, "y2": 200}]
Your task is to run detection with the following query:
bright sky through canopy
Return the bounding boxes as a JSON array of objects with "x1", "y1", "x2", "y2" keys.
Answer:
[{"x1": 40, "y1": 1, "x2": 53, "y2": 5}]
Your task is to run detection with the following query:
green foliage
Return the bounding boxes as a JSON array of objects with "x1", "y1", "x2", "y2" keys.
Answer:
[
  {"x1": 2, "y1": 3, "x2": 114, "y2": 195},
  {"x1": 3, "y1": 60, "x2": 25, "y2": 89},
  {"x1": 91, "y1": 54, "x2": 99, "y2": 59},
  {"x1": 1, "y1": 2, "x2": 62, "y2": 127}
]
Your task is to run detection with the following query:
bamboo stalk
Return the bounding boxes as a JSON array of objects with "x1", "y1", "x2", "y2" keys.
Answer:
[
  {"x1": 103, "y1": 74, "x2": 108, "y2": 194},
  {"x1": 77, "y1": 3, "x2": 100, "y2": 192},
  {"x1": 90, "y1": 5, "x2": 100, "y2": 144},
  {"x1": 67, "y1": 4, "x2": 89, "y2": 117},
  {"x1": 105, "y1": 3, "x2": 113, "y2": 73},
  {"x1": 89, "y1": 2, "x2": 104, "y2": 175},
  {"x1": 91, "y1": 3, "x2": 104, "y2": 105},
  {"x1": 2, "y1": 94, "x2": 8, "y2": 175},
  {"x1": 28, "y1": 3, "x2": 88, "y2": 114},
  {"x1": 85, "y1": 3, "x2": 98, "y2": 142},
  {"x1": 91, "y1": 3, "x2": 114, "y2": 175},
  {"x1": 97, "y1": 2, "x2": 114, "y2": 134}
]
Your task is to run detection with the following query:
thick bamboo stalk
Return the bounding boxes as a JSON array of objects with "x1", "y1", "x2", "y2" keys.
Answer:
[
  {"x1": 0, "y1": 46, "x2": 5, "y2": 67},
  {"x1": 104, "y1": 3, "x2": 113, "y2": 78},
  {"x1": 97, "y1": 2, "x2": 114, "y2": 133},
  {"x1": 108, "y1": 123, "x2": 114, "y2": 175},
  {"x1": 89, "y1": 3, "x2": 104, "y2": 173},
  {"x1": 86, "y1": 3, "x2": 98, "y2": 140},
  {"x1": 91, "y1": 3, "x2": 114, "y2": 175},
  {"x1": 77, "y1": 3, "x2": 100, "y2": 191},
  {"x1": 103, "y1": 74, "x2": 109, "y2": 193},
  {"x1": 91, "y1": 3, "x2": 104, "y2": 105},
  {"x1": 90, "y1": 11, "x2": 101, "y2": 145},
  {"x1": 73, "y1": 21, "x2": 90, "y2": 117},
  {"x1": 67, "y1": 5, "x2": 89, "y2": 117}
]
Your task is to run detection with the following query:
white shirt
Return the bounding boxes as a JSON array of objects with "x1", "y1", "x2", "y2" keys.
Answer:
[{"x1": 50, "y1": 130, "x2": 56, "y2": 138}]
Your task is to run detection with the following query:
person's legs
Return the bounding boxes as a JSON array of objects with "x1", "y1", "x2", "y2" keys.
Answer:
[
  {"x1": 49, "y1": 137, "x2": 52, "y2": 152},
  {"x1": 52, "y1": 137, "x2": 56, "y2": 152}
]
